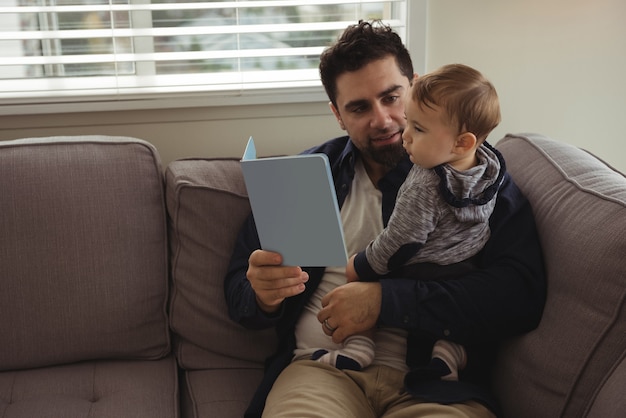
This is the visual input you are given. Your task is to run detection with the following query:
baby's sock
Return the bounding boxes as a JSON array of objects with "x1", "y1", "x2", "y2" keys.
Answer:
[
  {"x1": 311, "y1": 335, "x2": 375, "y2": 371},
  {"x1": 430, "y1": 339, "x2": 467, "y2": 381}
]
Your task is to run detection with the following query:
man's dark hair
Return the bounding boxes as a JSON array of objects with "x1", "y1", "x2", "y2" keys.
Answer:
[{"x1": 319, "y1": 20, "x2": 414, "y2": 107}]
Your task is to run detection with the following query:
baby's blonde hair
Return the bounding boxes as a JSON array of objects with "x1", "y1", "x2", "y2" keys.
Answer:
[{"x1": 412, "y1": 64, "x2": 501, "y2": 142}]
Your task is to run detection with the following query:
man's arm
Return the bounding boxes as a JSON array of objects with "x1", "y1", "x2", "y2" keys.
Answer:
[
  {"x1": 384, "y1": 176, "x2": 546, "y2": 343},
  {"x1": 224, "y1": 215, "x2": 309, "y2": 329},
  {"x1": 320, "y1": 176, "x2": 546, "y2": 345},
  {"x1": 225, "y1": 136, "x2": 351, "y2": 332}
]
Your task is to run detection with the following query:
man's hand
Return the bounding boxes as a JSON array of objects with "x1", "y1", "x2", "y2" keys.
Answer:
[
  {"x1": 317, "y1": 281, "x2": 382, "y2": 343},
  {"x1": 246, "y1": 249, "x2": 309, "y2": 313}
]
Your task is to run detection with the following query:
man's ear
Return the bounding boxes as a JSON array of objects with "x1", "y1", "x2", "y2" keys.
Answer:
[
  {"x1": 329, "y1": 101, "x2": 346, "y2": 130},
  {"x1": 454, "y1": 132, "x2": 477, "y2": 154}
]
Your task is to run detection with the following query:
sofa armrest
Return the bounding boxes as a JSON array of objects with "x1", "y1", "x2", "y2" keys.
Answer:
[{"x1": 494, "y1": 133, "x2": 626, "y2": 417}]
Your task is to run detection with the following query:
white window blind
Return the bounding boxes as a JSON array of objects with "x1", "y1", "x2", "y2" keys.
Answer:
[{"x1": 0, "y1": 0, "x2": 407, "y2": 112}]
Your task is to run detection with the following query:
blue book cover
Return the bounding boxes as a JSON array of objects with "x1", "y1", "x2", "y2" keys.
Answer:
[{"x1": 241, "y1": 137, "x2": 348, "y2": 267}]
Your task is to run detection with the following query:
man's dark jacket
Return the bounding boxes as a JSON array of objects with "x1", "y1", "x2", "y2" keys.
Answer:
[{"x1": 224, "y1": 136, "x2": 546, "y2": 418}]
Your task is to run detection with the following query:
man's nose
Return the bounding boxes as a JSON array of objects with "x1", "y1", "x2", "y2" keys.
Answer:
[{"x1": 370, "y1": 103, "x2": 392, "y2": 129}]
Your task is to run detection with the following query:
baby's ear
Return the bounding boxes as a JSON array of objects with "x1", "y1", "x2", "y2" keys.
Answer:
[{"x1": 455, "y1": 132, "x2": 477, "y2": 153}]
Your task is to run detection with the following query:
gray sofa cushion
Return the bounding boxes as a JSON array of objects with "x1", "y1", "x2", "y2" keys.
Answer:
[
  {"x1": 494, "y1": 133, "x2": 626, "y2": 417},
  {"x1": 181, "y1": 369, "x2": 264, "y2": 418},
  {"x1": 166, "y1": 158, "x2": 276, "y2": 371},
  {"x1": 0, "y1": 137, "x2": 171, "y2": 371},
  {"x1": 0, "y1": 356, "x2": 178, "y2": 418},
  {"x1": 166, "y1": 158, "x2": 278, "y2": 417},
  {"x1": 587, "y1": 356, "x2": 626, "y2": 418}
]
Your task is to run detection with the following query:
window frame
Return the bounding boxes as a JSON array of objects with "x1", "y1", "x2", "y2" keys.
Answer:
[{"x1": 0, "y1": 0, "x2": 426, "y2": 116}]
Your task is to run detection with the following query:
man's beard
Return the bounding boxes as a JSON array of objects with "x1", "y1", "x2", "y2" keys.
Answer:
[{"x1": 363, "y1": 139, "x2": 407, "y2": 168}]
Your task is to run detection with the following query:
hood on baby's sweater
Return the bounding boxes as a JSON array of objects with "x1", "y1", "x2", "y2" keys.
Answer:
[{"x1": 433, "y1": 142, "x2": 506, "y2": 224}]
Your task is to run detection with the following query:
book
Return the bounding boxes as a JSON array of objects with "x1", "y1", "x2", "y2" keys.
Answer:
[{"x1": 240, "y1": 137, "x2": 348, "y2": 267}]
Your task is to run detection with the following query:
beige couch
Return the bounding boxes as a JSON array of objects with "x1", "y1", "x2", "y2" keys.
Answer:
[{"x1": 1, "y1": 133, "x2": 624, "y2": 417}]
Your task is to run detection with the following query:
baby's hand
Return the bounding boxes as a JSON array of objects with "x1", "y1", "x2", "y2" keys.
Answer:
[{"x1": 345, "y1": 254, "x2": 359, "y2": 282}]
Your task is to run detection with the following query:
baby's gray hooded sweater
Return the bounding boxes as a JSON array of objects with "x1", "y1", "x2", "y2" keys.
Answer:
[{"x1": 353, "y1": 142, "x2": 506, "y2": 279}]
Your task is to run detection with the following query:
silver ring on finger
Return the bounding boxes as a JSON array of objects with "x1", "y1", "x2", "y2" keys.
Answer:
[{"x1": 323, "y1": 318, "x2": 337, "y2": 333}]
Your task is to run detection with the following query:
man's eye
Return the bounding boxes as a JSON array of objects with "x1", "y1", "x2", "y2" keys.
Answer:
[{"x1": 384, "y1": 95, "x2": 400, "y2": 104}]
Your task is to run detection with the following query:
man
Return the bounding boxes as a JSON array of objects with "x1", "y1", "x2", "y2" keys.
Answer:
[{"x1": 225, "y1": 20, "x2": 545, "y2": 418}]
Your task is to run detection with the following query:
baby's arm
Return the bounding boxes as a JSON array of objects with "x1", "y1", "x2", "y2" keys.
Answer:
[{"x1": 345, "y1": 254, "x2": 359, "y2": 282}]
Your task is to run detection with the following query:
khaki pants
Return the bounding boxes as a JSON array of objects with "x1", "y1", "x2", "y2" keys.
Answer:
[{"x1": 263, "y1": 360, "x2": 495, "y2": 418}]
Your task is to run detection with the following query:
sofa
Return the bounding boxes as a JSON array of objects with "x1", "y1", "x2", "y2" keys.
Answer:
[{"x1": 0, "y1": 132, "x2": 624, "y2": 418}]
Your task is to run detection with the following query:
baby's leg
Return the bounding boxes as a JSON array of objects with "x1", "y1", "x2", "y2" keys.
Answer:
[
  {"x1": 429, "y1": 339, "x2": 467, "y2": 381},
  {"x1": 312, "y1": 330, "x2": 375, "y2": 371}
]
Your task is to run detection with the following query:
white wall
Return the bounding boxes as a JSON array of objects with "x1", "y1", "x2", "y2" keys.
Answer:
[
  {"x1": 425, "y1": 0, "x2": 626, "y2": 171},
  {"x1": 1, "y1": 0, "x2": 624, "y2": 172}
]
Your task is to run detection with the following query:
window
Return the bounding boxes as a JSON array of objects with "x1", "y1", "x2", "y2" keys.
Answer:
[{"x1": 0, "y1": 1, "x2": 418, "y2": 114}]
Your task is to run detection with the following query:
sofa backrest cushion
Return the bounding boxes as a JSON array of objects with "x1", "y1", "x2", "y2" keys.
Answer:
[
  {"x1": 166, "y1": 158, "x2": 276, "y2": 370},
  {"x1": 494, "y1": 133, "x2": 626, "y2": 417},
  {"x1": 586, "y1": 355, "x2": 626, "y2": 418},
  {"x1": 0, "y1": 136, "x2": 170, "y2": 371}
]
